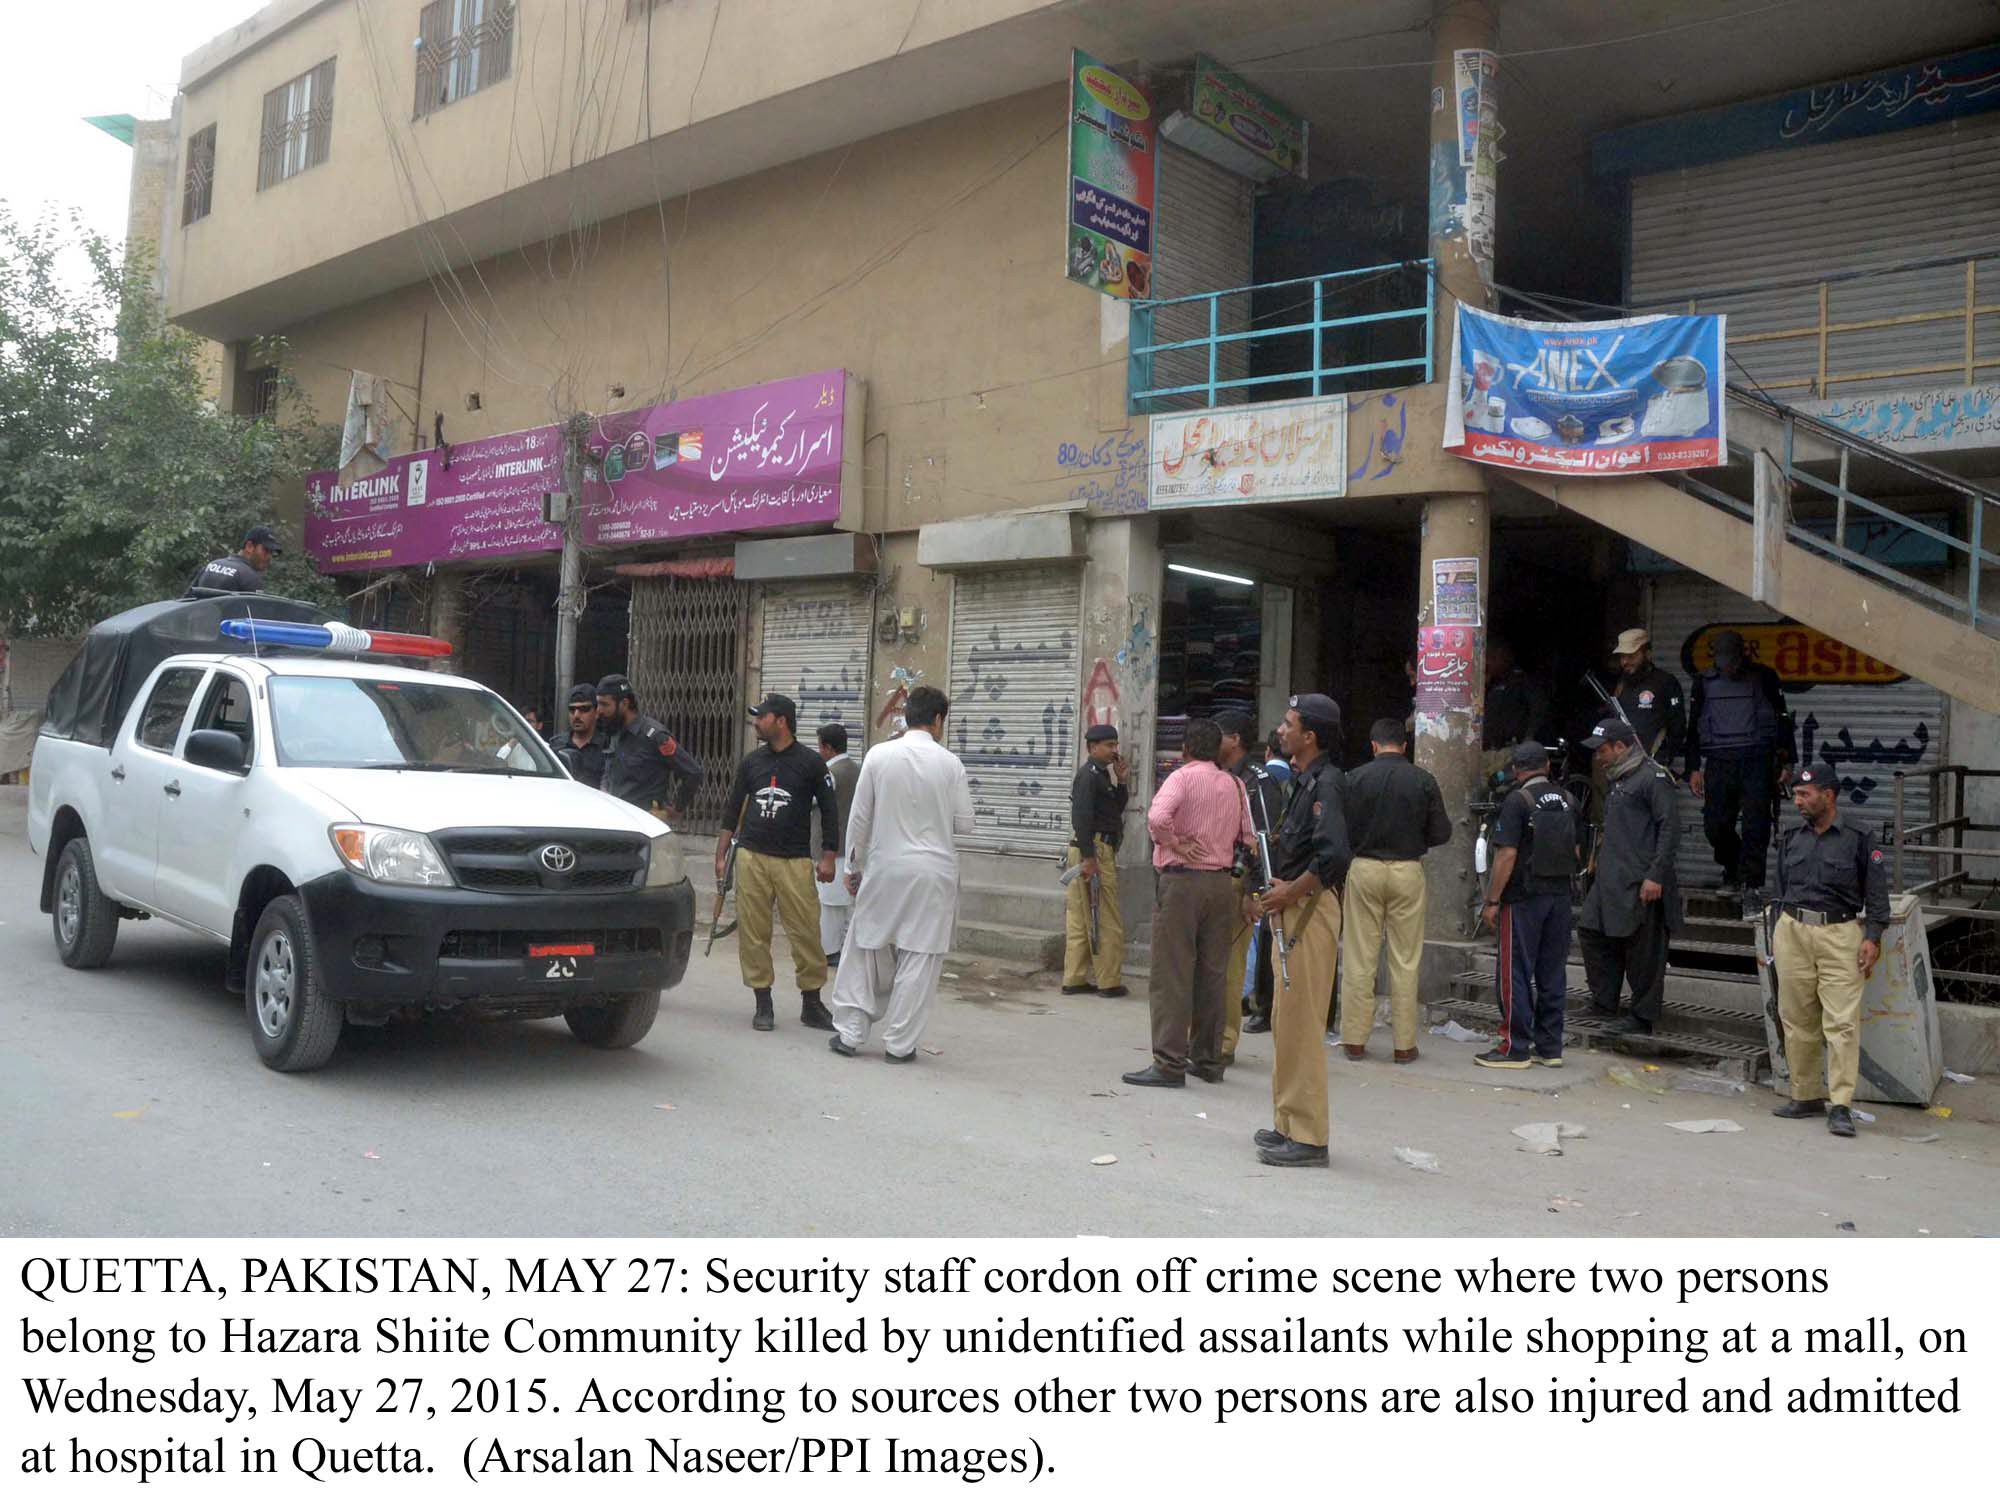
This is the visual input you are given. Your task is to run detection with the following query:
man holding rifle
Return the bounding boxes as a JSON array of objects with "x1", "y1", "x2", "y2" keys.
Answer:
[
  {"x1": 1217, "y1": 712, "x2": 1282, "y2": 1057},
  {"x1": 1603, "y1": 628, "x2": 1686, "y2": 768}
]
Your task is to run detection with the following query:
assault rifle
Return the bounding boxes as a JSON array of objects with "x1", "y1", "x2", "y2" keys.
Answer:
[
  {"x1": 705, "y1": 798, "x2": 750, "y2": 956},
  {"x1": 1242, "y1": 778, "x2": 1292, "y2": 988}
]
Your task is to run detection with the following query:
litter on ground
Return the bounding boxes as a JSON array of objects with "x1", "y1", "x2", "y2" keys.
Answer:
[
  {"x1": 1090, "y1": 1153, "x2": 1119, "y2": 1166},
  {"x1": 1394, "y1": 1147, "x2": 1442, "y2": 1173},
  {"x1": 1671, "y1": 1071, "x2": 1746, "y2": 1097},
  {"x1": 1608, "y1": 1066, "x2": 1666, "y2": 1095},
  {"x1": 1942, "y1": 1069, "x2": 1974, "y2": 1084},
  {"x1": 1665, "y1": 1118, "x2": 1743, "y2": 1134},
  {"x1": 1900, "y1": 1132, "x2": 1942, "y2": 1144},
  {"x1": 1512, "y1": 1122, "x2": 1587, "y2": 1156},
  {"x1": 1926, "y1": 1106, "x2": 1953, "y2": 1118},
  {"x1": 1430, "y1": 1020, "x2": 1489, "y2": 1043}
]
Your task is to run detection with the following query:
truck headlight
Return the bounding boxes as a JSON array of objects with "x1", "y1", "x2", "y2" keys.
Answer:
[
  {"x1": 330, "y1": 825, "x2": 453, "y2": 887},
  {"x1": 644, "y1": 837, "x2": 685, "y2": 889}
]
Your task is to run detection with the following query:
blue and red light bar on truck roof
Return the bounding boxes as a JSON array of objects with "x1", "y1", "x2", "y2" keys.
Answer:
[{"x1": 218, "y1": 619, "x2": 454, "y2": 658}]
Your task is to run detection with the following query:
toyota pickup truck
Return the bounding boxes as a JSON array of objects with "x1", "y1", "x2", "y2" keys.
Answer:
[{"x1": 26, "y1": 596, "x2": 694, "y2": 1070}]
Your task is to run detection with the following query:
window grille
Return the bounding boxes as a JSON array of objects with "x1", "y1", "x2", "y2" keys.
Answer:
[
  {"x1": 415, "y1": 0, "x2": 515, "y2": 118},
  {"x1": 627, "y1": 573, "x2": 749, "y2": 832},
  {"x1": 181, "y1": 124, "x2": 216, "y2": 225},
  {"x1": 257, "y1": 58, "x2": 335, "y2": 190}
]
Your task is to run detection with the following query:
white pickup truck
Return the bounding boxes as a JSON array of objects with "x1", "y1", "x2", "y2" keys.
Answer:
[{"x1": 27, "y1": 596, "x2": 694, "y2": 1071}]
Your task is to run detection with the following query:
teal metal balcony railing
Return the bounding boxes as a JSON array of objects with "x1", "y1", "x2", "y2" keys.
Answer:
[{"x1": 1128, "y1": 259, "x2": 1435, "y2": 415}]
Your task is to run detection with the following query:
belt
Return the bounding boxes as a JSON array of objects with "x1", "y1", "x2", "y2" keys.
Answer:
[
  {"x1": 1783, "y1": 904, "x2": 1857, "y2": 927},
  {"x1": 1158, "y1": 863, "x2": 1231, "y2": 875}
]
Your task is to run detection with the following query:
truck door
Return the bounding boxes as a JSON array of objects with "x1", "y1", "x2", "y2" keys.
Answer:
[
  {"x1": 98, "y1": 665, "x2": 206, "y2": 908},
  {"x1": 153, "y1": 670, "x2": 255, "y2": 934}
]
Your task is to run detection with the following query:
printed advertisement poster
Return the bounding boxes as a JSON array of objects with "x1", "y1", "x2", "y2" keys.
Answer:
[
  {"x1": 304, "y1": 424, "x2": 565, "y2": 573},
  {"x1": 1414, "y1": 625, "x2": 1478, "y2": 716},
  {"x1": 1431, "y1": 556, "x2": 1483, "y2": 627},
  {"x1": 1148, "y1": 396, "x2": 1347, "y2": 508},
  {"x1": 1444, "y1": 306, "x2": 1729, "y2": 475},
  {"x1": 581, "y1": 370, "x2": 857, "y2": 546},
  {"x1": 1066, "y1": 49, "x2": 1156, "y2": 300},
  {"x1": 1453, "y1": 48, "x2": 1484, "y2": 165},
  {"x1": 1190, "y1": 54, "x2": 1307, "y2": 177}
]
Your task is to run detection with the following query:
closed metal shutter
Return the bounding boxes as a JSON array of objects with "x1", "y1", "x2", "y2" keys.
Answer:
[
  {"x1": 759, "y1": 582, "x2": 872, "y2": 750},
  {"x1": 1630, "y1": 115, "x2": 2000, "y2": 398},
  {"x1": 3, "y1": 637, "x2": 83, "y2": 712},
  {"x1": 1150, "y1": 143, "x2": 1255, "y2": 409},
  {"x1": 948, "y1": 567, "x2": 1083, "y2": 855},
  {"x1": 1647, "y1": 576, "x2": 1945, "y2": 889}
]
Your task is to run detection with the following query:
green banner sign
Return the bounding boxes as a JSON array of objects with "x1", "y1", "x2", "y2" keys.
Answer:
[{"x1": 1191, "y1": 55, "x2": 1307, "y2": 178}]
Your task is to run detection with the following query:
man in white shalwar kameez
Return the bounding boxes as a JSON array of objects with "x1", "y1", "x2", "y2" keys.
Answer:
[{"x1": 828, "y1": 687, "x2": 975, "y2": 1061}]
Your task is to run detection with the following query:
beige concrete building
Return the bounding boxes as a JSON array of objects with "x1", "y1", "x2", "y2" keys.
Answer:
[{"x1": 149, "y1": 0, "x2": 2000, "y2": 1044}]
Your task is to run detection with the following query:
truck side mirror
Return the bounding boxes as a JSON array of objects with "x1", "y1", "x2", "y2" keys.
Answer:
[{"x1": 185, "y1": 729, "x2": 248, "y2": 773}]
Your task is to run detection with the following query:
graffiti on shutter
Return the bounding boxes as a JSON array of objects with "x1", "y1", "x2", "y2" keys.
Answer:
[{"x1": 760, "y1": 584, "x2": 872, "y2": 748}]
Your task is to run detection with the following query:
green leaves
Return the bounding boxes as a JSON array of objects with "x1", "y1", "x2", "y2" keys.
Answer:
[{"x1": 0, "y1": 209, "x2": 341, "y2": 633}]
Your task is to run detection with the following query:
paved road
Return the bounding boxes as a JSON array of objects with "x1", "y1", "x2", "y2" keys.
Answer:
[{"x1": 3, "y1": 794, "x2": 1996, "y2": 1237}]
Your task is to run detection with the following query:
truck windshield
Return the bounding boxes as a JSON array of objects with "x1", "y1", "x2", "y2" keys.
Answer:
[{"x1": 268, "y1": 675, "x2": 561, "y2": 776}]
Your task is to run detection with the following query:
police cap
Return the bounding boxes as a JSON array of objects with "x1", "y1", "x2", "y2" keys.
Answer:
[
  {"x1": 244, "y1": 523, "x2": 284, "y2": 553},
  {"x1": 596, "y1": 673, "x2": 635, "y2": 702},
  {"x1": 566, "y1": 683, "x2": 597, "y2": 708},
  {"x1": 1794, "y1": 761, "x2": 1840, "y2": 790},
  {"x1": 1580, "y1": 718, "x2": 1637, "y2": 750},
  {"x1": 1511, "y1": 740, "x2": 1551, "y2": 771}
]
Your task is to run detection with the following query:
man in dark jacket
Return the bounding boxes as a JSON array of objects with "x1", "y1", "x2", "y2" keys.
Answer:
[
  {"x1": 190, "y1": 524, "x2": 282, "y2": 593},
  {"x1": 1688, "y1": 629, "x2": 1794, "y2": 917},
  {"x1": 1606, "y1": 628, "x2": 1686, "y2": 766},
  {"x1": 596, "y1": 673, "x2": 705, "y2": 818},
  {"x1": 553, "y1": 682, "x2": 608, "y2": 788},
  {"x1": 1577, "y1": 719, "x2": 1680, "y2": 1038},
  {"x1": 1061, "y1": 724, "x2": 1130, "y2": 997}
]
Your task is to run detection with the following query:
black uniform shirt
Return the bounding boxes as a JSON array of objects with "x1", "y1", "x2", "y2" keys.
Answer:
[
  {"x1": 1609, "y1": 663, "x2": 1687, "y2": 764},
  {"x1": 1271, "y1": 753, "x2": 1352, "y2": 892},
  {"x1": 1070, "y1": 758, "x2": 1130, "y2": 852},
  {"x1": 190, "y1": 553, "x2": 265, "y2": 593},
  {"x1": 1686, "y1": 664, "x2": 1796, "y2": 765},
  {"x1": 601, "y1": 713, "x2": 705, "y2": 811},
  {"x1": 1578, "y1": 761, "x2": 1680, "y2": 938},
  {"x1": 727, "y1": 741, "x2": 840, "y2": 860},
  {"x1": 1776, "y1": 816, "x2": 1891, "y2": 943},
  {"x1": 555, "y1": 730, "x2": 608, "y2": 790},
  {"x1": 1490, "y1": 776, "x2": 1573, "y2": 901},
  {"x1": 1344, "y1": 752, "x2": 1452, "y2": 861}
]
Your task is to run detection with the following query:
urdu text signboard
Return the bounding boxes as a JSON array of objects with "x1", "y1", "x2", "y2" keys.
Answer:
[
  {"x1": 1066, "y1": 50, "x2": 1156, "y2": 300},
  {"x1": 1443, "y1": 306, "x2": 1727, "y2": 475},
  {"x1": 1190, "y1": 55, "x2": 1306, "y2": 178},
  {"x1": 1147, "y1": 396, "x2": 1347, "y2": 508}
]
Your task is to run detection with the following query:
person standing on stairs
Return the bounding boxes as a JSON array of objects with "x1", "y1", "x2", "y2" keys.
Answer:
[
  {"x1": 1688, "y1": 630, "x2": 1794, "y2": 920},
  {"x1": 1576, "y1": 719, "x2": 1680, "y2": 1040}
]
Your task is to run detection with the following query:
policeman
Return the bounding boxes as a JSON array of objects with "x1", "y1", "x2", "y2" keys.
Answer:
[
  {"x1": 1215, "y1": 711, "x2": 1283, "y2": 1059},
  {"x1": 717, "y1": 693, "x2": 840, "y2": 1033},
  {"x1": 1576, "y1": 719, "x2": 1679, "y2": 1039},
  {"x1": 1061, "y1": 723, "x2": 1130, "y2": 998},
  {"x1": 1687, "y1": 629, "x2": 1795, "y2": 917},
  {"x1": 1249, "y1": 693, "x2": 1352, "y2": 1170},
  {"x1": 1605, "y1": 628, "x2": 1686, "y2": 766},
  {"x1": 553, "y1": 683, "x2": 608, "y2": 788},
  {"x1": 190, "y1": 524, "x2": 282, "y2": 593},
  {"x1": 1475, "y1": 741, "x2": 1577, "y2": 1070},
  {"x1": 595, "y1": 673, "x2": 704, "y2": 818},
  {"x1": 1481, "y1": 636, "x2": 1550, "y2": 779},
  {"x1": 1769, "y1": 762, "x2": 1890, "y2": 1139}
]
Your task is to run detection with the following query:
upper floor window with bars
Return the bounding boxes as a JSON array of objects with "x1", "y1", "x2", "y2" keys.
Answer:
[
  {"x1": 181, "y1": 124, "x2": 216, "y2": 225},
  {"x1": 257, "y1": 59, "x2": 336, "y2": 190},
  {"x1": 415, "y1": 0, "x2": 516, "y2": 118}
]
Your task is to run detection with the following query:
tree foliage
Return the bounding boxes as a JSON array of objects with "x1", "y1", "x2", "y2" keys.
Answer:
[{"x1": 0, "y1": 209, "x2": 341, "y2": 633}]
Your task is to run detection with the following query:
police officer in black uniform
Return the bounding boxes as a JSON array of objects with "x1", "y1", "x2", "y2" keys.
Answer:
[
  {"x1": 1475, "y1": 741, "x2": 1577, "y2": 1069},
  {"x1": 1605, "y1": 628, "x2": 1686, "y2": 766},
  {"x1": 595, "y1": 673, "x2": 704, "y2": 817},
  {"x1": 1061, "y1": 725, "x2": 1130, "y2": 997},
  {"x1": 1576, "y1": 718, "x2": 1680, "y2": 1038},
  {"x1": 190, "y1": 524, "x2": 282, "y2": 593},
  {"x1": 553, "y1": 682, "x2": 609, "y2": 788},
  {"x1": 1688, "y1": 629, "x2": 1795, "y2": 916}
]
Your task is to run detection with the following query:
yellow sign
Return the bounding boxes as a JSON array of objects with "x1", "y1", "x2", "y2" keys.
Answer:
[{"x1": 1685, "y1": 623, "x2": 1907, "y2": 686}]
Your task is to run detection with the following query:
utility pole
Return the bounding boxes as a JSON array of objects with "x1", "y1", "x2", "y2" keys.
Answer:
[{"x1": 554, "y1": 411, "x2": 591, "y2": 715}]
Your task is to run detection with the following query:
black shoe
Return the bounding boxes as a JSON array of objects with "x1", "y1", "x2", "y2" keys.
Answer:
[
  {"x1": 1772, "y1": 1097, "x2": 1827, "y2": 1119},
  {"x1": 886, "y1": 1050, "x2": 917, "y2": 1064},
  {"x1": 800, "y1": 993, "x2": 834, "y2": 1030},
  {"x1": 1598, "y1": 1014, "x2": 1654, "y2": 1037},
  {"x1": 1242, "y1": 1013, "x2": 1272, "y2": 1035},
  {"x1": 1580, "y1": 1002, "x2": 1624, "y2": 1019},
  {"x1": 1060, "y1": 984, "x2": 1098, "y2": 996},
  {"x1": 828, "y1": 1035, "x2": 857, "y2": 1057},
  {"x1": 1120, "y1": 1065, "x2": 1185, "y2": 1088},
  {"x1": 752, "y1": 989, "x2": 775, "y2": 1031},
  {"x1": 1252, "y1": 1127, "x2": 1285, "y2": 1148},
  {"x1": 1257, "y1": 1137, "x2": 1329, "y2": 1168},
  {"x1": 1098, "y1": 985, "x2": 1130, "y2": 999},
  {"x1": 1186, "y1": 1063, "x2": 1224, "y2": 1084},
  {"x1": 1473, "y1": 1050, "x2": 1532, "y2": 1070},
  {"x1": 825, "y1": 951, "x2": 841, "y2": 968},
  {"x1": 1827, "y1": 1104, "x2": 1856, "y2": 1137}
]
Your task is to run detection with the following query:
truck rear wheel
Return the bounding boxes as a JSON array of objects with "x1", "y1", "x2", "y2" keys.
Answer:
[
  {"x1": 564, "y1": 990, "x2": 661, "y2": 1050},
  {"x1": 246, "y1": 895, "x2": 343, "y2": 1072},
  {"x1": 52, "y1": 837, "x2": 119, "y2": 969}
]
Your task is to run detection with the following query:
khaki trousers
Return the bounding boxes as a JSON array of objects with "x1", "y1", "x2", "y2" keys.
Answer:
[
  {"x1": 736, "y1": 849, "x2": 827, "y2": 992},
  {"x1": 1148, "y1": 868, "x2": 1236, "y2": 1074},
  {"x1": 1338, "y1": 857, "x2": 1428, "y2": 1052},
  {"x1": 1773, "y1": 914, "x2": 1865, "y2": 1108},
  {"x1": 1062, "y1": 839, "x2": 1125, "y2": 989},
  {"x1": 1271, "y1": 890, "x2": 1341, "y2": 1148},
  {"x1": 1222, "y1": 874, "x2": 1253, "y2": 1059}
]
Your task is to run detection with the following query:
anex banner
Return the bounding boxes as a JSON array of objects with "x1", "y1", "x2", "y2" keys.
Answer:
[{"x1": 1444, "y1": 306, "x2": 1728, "y2": 474}]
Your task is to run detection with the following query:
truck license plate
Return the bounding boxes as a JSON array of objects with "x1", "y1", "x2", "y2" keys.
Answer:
[{"x1": 528, "y1": 942, "x2": 595, "y2": 981}]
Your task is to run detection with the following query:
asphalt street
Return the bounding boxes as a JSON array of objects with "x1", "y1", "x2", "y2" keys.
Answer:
[{"x1": 3, "y1": 793, "x2": 1996, "y2": 1237}]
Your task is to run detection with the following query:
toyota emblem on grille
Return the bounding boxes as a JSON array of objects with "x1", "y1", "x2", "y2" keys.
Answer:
[{"x1": 539, "y1": 844, "x2": 578, "y2": 874}]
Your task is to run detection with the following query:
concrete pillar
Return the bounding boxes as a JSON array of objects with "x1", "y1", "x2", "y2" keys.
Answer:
[
  {"x1": 1080, "y1": 513, "x2": 1162, "y2": 939},
  {"x1": 1418, "y1": 0, "x2": 1497, "y2": 970},
  {"x1": 427, "y1": 568, "x2": 469, "y2": 677}
]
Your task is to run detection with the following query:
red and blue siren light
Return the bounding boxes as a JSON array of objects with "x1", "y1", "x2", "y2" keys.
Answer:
[{"x1": 219, "y1": 619, "x2": 454, "y2": 658}]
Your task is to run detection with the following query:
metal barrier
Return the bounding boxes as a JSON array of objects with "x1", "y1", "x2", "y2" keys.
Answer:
[
  {"x1": 1127, "y1": 259, "x2": 1434, "y2": 413},
  {"x1": 1892, "y1": 766, "x2": 2000, "y2": 1003}
]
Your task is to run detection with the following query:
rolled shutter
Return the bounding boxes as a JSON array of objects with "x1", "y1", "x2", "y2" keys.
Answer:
[{"x1": 759, "y1": 582, "x2": 873, "y2": 749}]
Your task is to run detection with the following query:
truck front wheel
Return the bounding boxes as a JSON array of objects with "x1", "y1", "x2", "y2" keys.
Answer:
[
  {"x1": 52, "y1": 837, "x2": 119, "y2": 969},
  {"x1": 246, "y1": 896, "x2": 343, "y2": 1072},
  {"x1": 564, "y1": 990, "x2": 661, "y2": 1050}
]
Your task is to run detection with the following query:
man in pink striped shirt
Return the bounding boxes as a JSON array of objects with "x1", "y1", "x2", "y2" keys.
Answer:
[{"x1": 1122, "y1": 718, "x2": 1256, "y2": 1088}]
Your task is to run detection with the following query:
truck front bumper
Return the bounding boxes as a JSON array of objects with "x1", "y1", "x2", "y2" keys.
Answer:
[{"x1": 298, "y1": 871, "x2": 695, "y2": 1021}]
